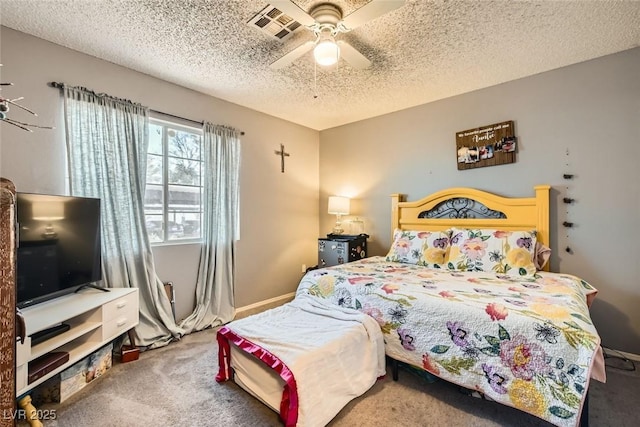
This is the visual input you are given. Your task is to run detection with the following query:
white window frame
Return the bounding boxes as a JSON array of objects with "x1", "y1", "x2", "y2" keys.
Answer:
[{"x1": 145, "y1": 117, "x2": 203, "y2": 245}]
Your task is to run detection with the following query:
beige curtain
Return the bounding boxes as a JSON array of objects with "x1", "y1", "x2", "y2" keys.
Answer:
[
  {"x1": 180, "y1": 123, "x2": 241, "y2": 333},
  {"x1": 63, "y1": 85, "x2": 184, "y2": 348}
]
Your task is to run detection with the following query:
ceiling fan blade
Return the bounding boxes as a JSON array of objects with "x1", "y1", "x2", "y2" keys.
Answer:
[
  {"x1": 269, "y1": 0, "x2": 316, "y2": 27},
  {"x1": 270, "y1": 41, "x2": 315, "y2": 69},
  {"x1": 341, "y1": 0, "x2": 405, "y2": 30},
  {"x1": 337, "y1": 41, "x2": 371, "y2": 69}
]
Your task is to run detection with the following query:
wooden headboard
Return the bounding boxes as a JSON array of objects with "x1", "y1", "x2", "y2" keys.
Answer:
[{"x1": 391, "y1": 185, "x2": 550, "y2": 249}]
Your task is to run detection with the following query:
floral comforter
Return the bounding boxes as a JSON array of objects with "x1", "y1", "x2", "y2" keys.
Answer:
[{"x1": 296, "y1": 257, "x2": 605, "y2": 427}]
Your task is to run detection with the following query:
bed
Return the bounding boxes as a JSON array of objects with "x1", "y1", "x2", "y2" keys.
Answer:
[
  {"x1": 218, "y1": 185, "x2": 604, "y2": 427},
  {"x1": 294, "y1": 185, "x2": 605, "y2": 427}
]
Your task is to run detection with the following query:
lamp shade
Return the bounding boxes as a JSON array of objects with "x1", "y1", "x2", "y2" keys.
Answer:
[
  {"x1": 314, "y1": 39, "x2": 340, "y2": 66},
  {"x1": 328, "y1": 196, "x2": 350, "y2": 215},
  {"x1": 32, "y1": 201, "x2": 65, "y2": 220}
]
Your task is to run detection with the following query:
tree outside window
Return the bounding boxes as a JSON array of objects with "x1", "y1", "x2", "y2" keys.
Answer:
[{"x1": 144, "y1": 120, "x2": 202, "y2": 243}]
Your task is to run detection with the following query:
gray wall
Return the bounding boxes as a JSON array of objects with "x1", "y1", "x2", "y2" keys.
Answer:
[
  {"x1": 3, "y1": 25, "x2": 639, "y2": 355},
  {"x1": 319, "y1": 48, "x2": 640, "y2": 354},
  {"x1": 0, "y1": 27, "x2": 320, "y2": 321}
]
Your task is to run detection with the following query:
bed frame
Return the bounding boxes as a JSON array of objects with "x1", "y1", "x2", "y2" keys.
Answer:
[
  {"x1": 389, "y1": 185, "x2": 592, "y2": 426},
  {"x1": 391, "y1": 185, "x2": 550, "y2": 271}
]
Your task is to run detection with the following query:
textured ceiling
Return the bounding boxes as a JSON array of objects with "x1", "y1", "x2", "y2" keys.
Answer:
[{"x1": 1, "y1": 0, "x2": 639, "y2": 130}]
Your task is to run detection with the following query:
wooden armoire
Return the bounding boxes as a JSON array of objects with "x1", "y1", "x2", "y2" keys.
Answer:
[{"x1": 1, "y1": 177, "x2": 17, "y2": 427}]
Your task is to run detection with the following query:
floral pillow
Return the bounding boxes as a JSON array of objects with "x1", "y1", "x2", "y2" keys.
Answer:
[
  {"x1": 447, "y1": 228, "x2": 537, "y2": 276},
  {"x1": 385, "y1": 229, "x2": 450, "y2": 268}
]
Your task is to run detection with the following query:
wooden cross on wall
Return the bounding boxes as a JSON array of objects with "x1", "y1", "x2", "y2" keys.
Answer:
[{"x1": 275, "y1": 144, "x2": 290, "y2": 173}]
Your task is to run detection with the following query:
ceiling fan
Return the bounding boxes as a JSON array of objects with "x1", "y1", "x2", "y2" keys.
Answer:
[{"x1": 268, "y1": 0, "x2": 406, "y2": 70}]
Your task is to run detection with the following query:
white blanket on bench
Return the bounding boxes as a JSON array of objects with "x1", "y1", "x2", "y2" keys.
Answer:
[{"x1": 222, "y1": 293, "x2": 385, "y2": 427}]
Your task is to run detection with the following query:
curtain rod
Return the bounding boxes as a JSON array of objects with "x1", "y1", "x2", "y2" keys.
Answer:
[{"x1": 47, "y1": 81, "x2": 244, "y2": 135}]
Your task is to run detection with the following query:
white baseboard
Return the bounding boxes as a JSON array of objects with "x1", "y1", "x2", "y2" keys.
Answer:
[{"x1": 234, "y1": 292, "x2": 296, "y2": 320}]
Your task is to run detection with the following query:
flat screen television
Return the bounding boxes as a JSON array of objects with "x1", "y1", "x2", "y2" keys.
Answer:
[{"x1": 16, "y1": 193, "x2": 102, "y2": 309}]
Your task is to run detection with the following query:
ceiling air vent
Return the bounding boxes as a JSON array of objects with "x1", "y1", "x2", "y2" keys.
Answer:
[{"x1": 248, "y1": 5, "x2": 303, "y2": 41}]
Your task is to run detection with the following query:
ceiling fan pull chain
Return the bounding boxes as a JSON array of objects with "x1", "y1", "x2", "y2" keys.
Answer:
[{"x1": 314, "y1": 60, "x2": 318, "y2": 99}]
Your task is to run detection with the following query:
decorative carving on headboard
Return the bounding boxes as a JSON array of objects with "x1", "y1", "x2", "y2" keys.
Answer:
[{"x1": 418, "y1": 197, "x2": 507, "y2": 219}]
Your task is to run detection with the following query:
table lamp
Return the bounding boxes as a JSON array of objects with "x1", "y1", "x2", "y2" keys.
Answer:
[
  {"x1": 328, "y1": 196, "x2": 350, "y2": 235},
  {"x1": 33, "y1": 200, "x2": 65, "y2": 239}
]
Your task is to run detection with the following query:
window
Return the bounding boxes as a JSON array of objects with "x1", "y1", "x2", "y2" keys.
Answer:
[{"x1": 144, "y1": 119, "x2": 203, "y2": 244}]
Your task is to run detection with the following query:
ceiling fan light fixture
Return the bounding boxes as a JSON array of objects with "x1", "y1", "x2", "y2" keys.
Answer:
[
  {"x1": 313, "y1": 38, "x2": 340, "y2": 66},
  {"x1": 268, "y1": 0, "x2": 406, "y2": 70}
]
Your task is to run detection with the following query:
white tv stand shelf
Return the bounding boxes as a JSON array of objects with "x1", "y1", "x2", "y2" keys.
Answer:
[{"x1": 16, "y1": 287, "x2": 139, "y2": 397}]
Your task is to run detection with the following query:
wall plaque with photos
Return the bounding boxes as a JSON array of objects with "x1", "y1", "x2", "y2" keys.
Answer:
[{"x1": 456, "y1": 120, "x2": 516, "y2": 170}]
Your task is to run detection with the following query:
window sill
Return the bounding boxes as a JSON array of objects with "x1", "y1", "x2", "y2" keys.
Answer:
[{"x1": 150, "y1": 240, "x2": 202, "y2": 248}]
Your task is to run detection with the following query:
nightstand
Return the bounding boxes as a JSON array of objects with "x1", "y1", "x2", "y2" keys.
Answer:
[{"x1": 318, "y1": 234, "x2": 368, "y2": 268}]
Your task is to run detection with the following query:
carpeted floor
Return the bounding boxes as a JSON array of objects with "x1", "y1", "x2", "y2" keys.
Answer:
[{"x1": 27, "y1": 328, "x2": 639, "y2": 427}]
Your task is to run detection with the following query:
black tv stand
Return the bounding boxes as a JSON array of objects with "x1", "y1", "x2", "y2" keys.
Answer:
[{"x1": 75, "y1": 283, "x2": 110, "y2": 293}]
